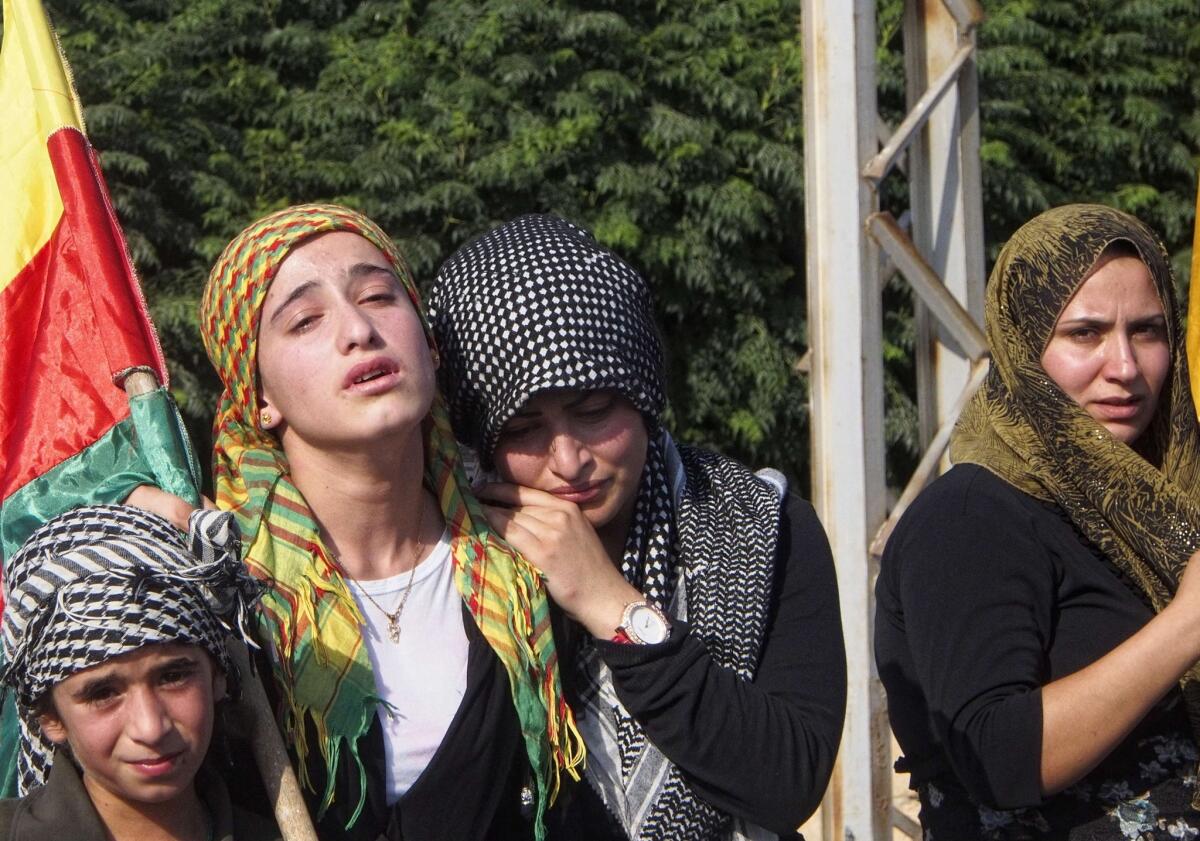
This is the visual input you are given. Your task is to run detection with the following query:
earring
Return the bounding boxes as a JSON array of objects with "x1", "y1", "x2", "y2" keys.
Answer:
[
  {"x1": 260, "y1": 409, "x2": 273, "y2": 428},
  {"x1": 430, "y1": 346, "x2": 441, "y2": 369}
]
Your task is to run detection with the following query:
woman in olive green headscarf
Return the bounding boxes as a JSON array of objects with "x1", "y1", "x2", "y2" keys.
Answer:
[{"x1": 876, "y1": 204, "x2": 1200, "y2": 839}]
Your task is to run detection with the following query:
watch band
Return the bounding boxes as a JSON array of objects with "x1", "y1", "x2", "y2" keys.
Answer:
[{"x1": 610, "y1": 627, "x2": 634, "y2": 645}]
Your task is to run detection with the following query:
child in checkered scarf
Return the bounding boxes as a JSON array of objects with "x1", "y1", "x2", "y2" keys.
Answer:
[{"x1": 0, "y1": 505, "x2": 276, "y2": 841}]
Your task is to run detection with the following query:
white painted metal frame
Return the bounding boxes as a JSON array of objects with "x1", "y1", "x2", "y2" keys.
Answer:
[
  {"x1": 899, "y1": 0, "x2": 987, "y2": 456},
  {"x1": 802, "y1": 2, "x2": 890, "y2": 838},
  {"x1": 803, "y1": 0, "x2": 986, "y2": 837}
]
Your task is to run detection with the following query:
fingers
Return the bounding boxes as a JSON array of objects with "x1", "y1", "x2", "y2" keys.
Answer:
[
  {"x1": 476, "y1": 481, "x2": 572, "y2": 510},
  {"x1": 123, "y1": 485, "x2": 198, "y2": 531},
  {"x1": 476, "y1": 483, "x2": 584, "y2": 538},
  {"x1": 481, "y1": 504, "x2": 545, "y2": 565},
  {"x1": 485, "y1": 499, "x2": 579, "y2": 541},
  {"x1": 480, "y1": 503, "x2": 515, "y2": 532},
  {"x1": 481, "y1": 504, "x2": 538, "y2": 543}
]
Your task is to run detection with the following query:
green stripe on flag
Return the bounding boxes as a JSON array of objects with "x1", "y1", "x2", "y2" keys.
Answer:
[
  {"x1": 0, "y1": 387, "x2": 199, "y2": 561},
  {"x1": 0, "y1": 387, "x2": 199, "y2": 796},
  {"x1": 0, "y1": 697, "x2": 17, "y2": 798},
  {"x1": 128, "y1": 386, "x2": 201, "y2": 505}
]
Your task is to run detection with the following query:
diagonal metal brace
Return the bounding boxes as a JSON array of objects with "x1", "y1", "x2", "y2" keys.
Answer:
[
  {"x1": 868, "y1": 357, "x2": 989, "y2": 558},
  {"x1": 941, "y1": 0, "x2": 985, "y2": 35},
  {"x1": 867, "y1": 211, "x2": 988, "y2": 361},
  {"x1": 862, "y1": 40, "x2": 974, "y2": 186}
]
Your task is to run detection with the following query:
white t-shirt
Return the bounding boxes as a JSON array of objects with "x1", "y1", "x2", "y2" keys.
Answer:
[{"x1": 344, "y1": 531, "x2": 469, "y2": 804}]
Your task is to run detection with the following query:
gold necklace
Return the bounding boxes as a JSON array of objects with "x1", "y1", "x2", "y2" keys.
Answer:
[{"x1": 343, "y1": 502, "x2": 427, "y2": 644}]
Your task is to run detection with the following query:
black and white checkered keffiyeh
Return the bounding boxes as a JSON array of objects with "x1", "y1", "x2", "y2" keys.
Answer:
[
  {"x1": 1, "y1": 504, "x2": 261, "y2": 793},
  {"x1": 573, "y1": 436, "x2": 783, "y2": 841},
  {"x1": 430, "y1": 214, "x2": 666, "y2": 463},
  {"x1": 431, "y1": 215, "x2": 784, "y2": 841}
]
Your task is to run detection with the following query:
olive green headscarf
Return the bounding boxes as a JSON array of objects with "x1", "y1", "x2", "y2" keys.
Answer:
[{"x1": 951, "y1": 204, "x2": 1200, "y2": 782}]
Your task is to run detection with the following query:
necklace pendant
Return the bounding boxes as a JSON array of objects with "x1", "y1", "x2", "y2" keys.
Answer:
[{"x1": 387, "y1": 616, "x2": 401, "y2": 644}]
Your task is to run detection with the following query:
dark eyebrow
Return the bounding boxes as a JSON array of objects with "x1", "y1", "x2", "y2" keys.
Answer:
[
  {"x1": 267, "y1": 280, "x2": 319, "y2": 326},
  {"x1": 154, "y1": 655, "x2": 201, "y2": 676},
  {"x1": 1056, "y1": 317, "x2": 1110, "y2": 328},
  {"x1": 349, "y1": 262, "x2": 398, "y2": 281},
  {"x1": 1057, "y1": 313, "x2": 1167, "y2": 328},
  {"x1": 565, "y1": 391, "x2": 610, "y2": 409},
  {"x1": 267, "y1": 264, "x2": 398, "y2": 327},
  {"x1": 71, "y1": 673, "x2": 119, "y2": 700},
  {"x1": 511, "y1": 391, "x2": 611, "y2": 419}
]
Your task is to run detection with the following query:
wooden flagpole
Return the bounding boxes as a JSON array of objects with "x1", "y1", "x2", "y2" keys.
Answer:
[{"x1": 123, "y1": 371, "x2": 319, "y2": 841}]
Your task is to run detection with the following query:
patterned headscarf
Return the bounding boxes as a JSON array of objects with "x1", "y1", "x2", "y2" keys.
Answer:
[
  {"x1": 430, "y1": 214, "x2": 666, "y2": 462},
  {"x1": 199, "y1": 204, "x2": 581, "y2": 833},
  {"x1": 431, "y1": 215, "x2": 784, "y2": 840},
  {"x1": 1, "y1": 505, "x2": 257, "y2": 794},
  {"x1": 431, "y1": 214, "x2": 679, "y2": 606},
  {"x1": 951, "y1": 204, "x2": 1200, "y2": 778}
]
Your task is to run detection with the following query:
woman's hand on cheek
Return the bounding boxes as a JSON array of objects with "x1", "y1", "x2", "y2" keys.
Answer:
[{"x1": 478, "y1": 482, "x2": 642, "y2": 640}]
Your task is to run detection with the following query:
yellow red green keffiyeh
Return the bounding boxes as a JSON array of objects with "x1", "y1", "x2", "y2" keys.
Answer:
[{"x1": 199, "y1": 203, "x2": 582, "y2": 833}]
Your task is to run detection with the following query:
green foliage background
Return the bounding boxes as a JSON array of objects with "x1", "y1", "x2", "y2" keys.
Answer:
[{"x1": 8, "y1": 0, "x2": 1200, "y2": 493}]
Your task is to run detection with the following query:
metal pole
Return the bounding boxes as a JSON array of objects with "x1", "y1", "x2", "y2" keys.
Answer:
[
  {"x1": 122, "y1": 371, "x2": 320, "y2": 841},
  {"x1": 903, "y1": 0, "x2": 986, "y2": 446},
  {"x1": 802, "y1": 1, "x2": 890, "y2": 838}
]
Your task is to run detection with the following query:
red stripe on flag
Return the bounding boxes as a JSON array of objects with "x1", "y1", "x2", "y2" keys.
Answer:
[
  {"x1": 0, "y1": 129, "x2": 163, "y2": 500},
  {"x1": 52, "y1": 128, "x2": 165, "y2": 381}
]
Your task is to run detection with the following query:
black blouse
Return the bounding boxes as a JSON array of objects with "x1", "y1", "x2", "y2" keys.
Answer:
[
  {"x1": 231, "y1": 604, "x2": 534, "y2": 841},
  {"x1": 875, "y1": 463, "x2": 1197, "y2": 836},
  {"x1": 548, "y1": 495, "x2": 846, "y2": 839}
]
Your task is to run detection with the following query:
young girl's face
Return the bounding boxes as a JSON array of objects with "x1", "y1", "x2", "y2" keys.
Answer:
[
  {"x1": 255, "y1": 231, "x2": 436, "y2": 452},
  {"x1": 39, "y1": 643, "x2": 224, "y2": 808}
]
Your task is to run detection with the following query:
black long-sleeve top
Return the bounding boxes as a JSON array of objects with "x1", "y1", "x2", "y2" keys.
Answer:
[
  {"x1": 875, "y1": 464, "x2": 1194, "y2": 816},
  {"x1": 230, "y1": 604, "x2": 534, "y2": 841},
  {"x1": 549, "y1": 494, "x2": 846, "y2": 839}
]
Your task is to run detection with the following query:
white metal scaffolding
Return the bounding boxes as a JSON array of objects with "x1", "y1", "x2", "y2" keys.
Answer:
[{"x1": 802, "y1": 1, "x2": 987, "y2": 838}]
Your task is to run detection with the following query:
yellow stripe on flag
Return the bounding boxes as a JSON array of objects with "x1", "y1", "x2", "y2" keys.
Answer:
[
  {"x1": 1189, "y1": 177, "x2": 1200, "y2": 417},
  {"x1": 0, "y1": 0, "x2": 86, "y2": 296}
]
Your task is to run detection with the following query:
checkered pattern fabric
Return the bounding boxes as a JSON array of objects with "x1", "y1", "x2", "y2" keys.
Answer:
[
  {"x1": 1, "y1": 505, "x2": 258, "y2": 793},
  {"x1": 575, "y1": 437, "x2": 784, "y2": 841},
  {"x1": 429, "y1": 214, "x2": 665, "y2": 462},
  {"x1": 431, "y1": 215, "x2": 785, "y2": 841},
  {"x1": 621, "y1": 436, "x2": 676, "y2": 610}
]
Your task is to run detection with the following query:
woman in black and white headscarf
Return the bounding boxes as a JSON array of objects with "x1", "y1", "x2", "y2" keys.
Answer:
[
  {"x1": 0, "y1": 505, "x2": 276, "y2": 841},
  {"x1": 429, "y1": 215, "x2": 846, "y2": 841}
]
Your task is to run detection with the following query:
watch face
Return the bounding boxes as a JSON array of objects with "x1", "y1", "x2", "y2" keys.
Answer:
[{"x1": 629, "y1": 604, "x2": 669, "y2": 644}]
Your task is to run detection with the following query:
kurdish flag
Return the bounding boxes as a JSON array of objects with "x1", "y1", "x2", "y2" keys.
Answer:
[
  {"x1": 0, "y1": 0, "x2": 202, "y2": 797},
  {"x1": 0, "y1": 0, "x2": 200, "y2": 562}
]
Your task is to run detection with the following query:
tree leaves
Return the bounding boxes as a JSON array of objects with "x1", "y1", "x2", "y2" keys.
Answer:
[{"x1": 14, "y1": 0, "x2": 1198, "y2": 495}]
